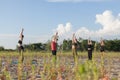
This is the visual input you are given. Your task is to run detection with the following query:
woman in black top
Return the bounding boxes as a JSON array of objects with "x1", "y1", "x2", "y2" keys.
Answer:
[
  {"x1": 18, "y1": 28, "x2": 24, "y2": 62},
  {"x1": 88, "y1": 39, "x2": 93, "y2": 60},
  {"x1": 18, "y1": 28, "x2": 24, "y2": 53}
]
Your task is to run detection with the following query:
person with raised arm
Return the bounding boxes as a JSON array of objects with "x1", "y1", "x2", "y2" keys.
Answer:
[
  {"x1": 18, "y1": 28, "x2": 24, "y2": 62},
  {"x1": 100, "y1": 39, "x2": 105, "y2": 52},
  {"x1": 51, "y1": 32, "x2": 58, "y2": 62},
  {"x1": 87, "y1": 38, "x2": 93, "y2": 60},
  {"x1": 100, "y1": 38, "x2": 105, "y2": 56},
  {"x1": 72, "y1": 33, "x2": 78, "y2": 62}
]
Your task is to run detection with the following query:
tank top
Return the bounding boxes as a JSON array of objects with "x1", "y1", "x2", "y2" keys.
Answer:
[
  {"x1": 51, "y1": 41, "x2": 57, "y2": 50},
  {"x1": 88, "y1": 44, "x2": 92, "y2": 51}
]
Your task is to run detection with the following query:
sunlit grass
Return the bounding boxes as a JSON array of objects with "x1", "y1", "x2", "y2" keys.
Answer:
[{"x1": 0, "y1": 51, "x2": 119, "y2": 80}]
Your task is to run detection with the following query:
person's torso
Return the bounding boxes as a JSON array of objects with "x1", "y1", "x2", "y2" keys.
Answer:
[
  {"x1": 100, "y1": 45, "x2": 104, "y2": 50},
  {"x1": 18, "y1": 40, "x2": 22, "y2": 44},
  {"x1": 51, "y1": 41, "x2": 57, "y2": 50},
  {"x1": 72, "y1": 42, "x2": 77, "y2": 49},
  {"x1": 88, "y1": 45, "x2": 92, "y2": 51}
]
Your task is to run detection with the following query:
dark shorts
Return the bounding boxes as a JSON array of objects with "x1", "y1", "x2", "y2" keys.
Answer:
[
  {"x1": 88, "y1": 50, "x2": 92, "y2": 53},
  {"x1": 52, "y1": 50, "x2": 56, "y2": 55},
  {"x1": 100, "y1": 49, "x2": 104, "y2": 52},
  {"x1": 72, "y1": 43, "x2": 77, "y2": 47},
  {"x1": 18, "y1": 40, "x2": 22, "y2": 44},
  {"x1": 88, "y1": 50, "x2": 92, "y2": 60},
  {"x1": 18, "y1": 46, "x2": 24, "y2": 51},
  {"x1": 100, "y1": 46, "x2": 104, "y2": 52}
]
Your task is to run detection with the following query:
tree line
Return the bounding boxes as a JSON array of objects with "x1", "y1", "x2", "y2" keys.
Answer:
[
  {"x1": 20, "y1": 39, "x2": 120, "y2": 52},
  {"x1": 61, "y1": 39, "x2": 120, "y2": 52},
  {"x1": 0, "y1": 39, "x2": 120, "y2": 52}
]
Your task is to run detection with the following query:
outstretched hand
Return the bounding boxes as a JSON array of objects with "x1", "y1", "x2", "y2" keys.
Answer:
[
  {"x1": 56, "y1": 32, "x2": 58, "y2": 35},
  {"x1": 22, "y1": 28, "x2": 24, "y2": 32},
  {"x1": 73, "y1": 33, "x2": 75, "y2": 37}
]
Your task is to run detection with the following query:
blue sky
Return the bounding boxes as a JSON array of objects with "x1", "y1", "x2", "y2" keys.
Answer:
[{"x1": 0, "y1": 0, "x2": 120, "y2": 49}]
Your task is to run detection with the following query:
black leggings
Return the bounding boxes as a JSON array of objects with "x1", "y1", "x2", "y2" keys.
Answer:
[
  {"x1": 18, "y1": 46, "x2": 24, "y2": 53},
  {"x1": 52, "y1": 50, "x2": 56, "y2": 55},
  {"x1": 88, "y1": 50, "x2": 92, "y2": 60}
]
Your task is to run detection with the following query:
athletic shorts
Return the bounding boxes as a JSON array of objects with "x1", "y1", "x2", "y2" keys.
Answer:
[
  {"x1": 18, "y1": 46, "x2": 24, "y2": 51},
  {"x1": 100, "y1": 46, "x2": 104, "y2": 52},
  {"x1": 100, "y1": 49, "x2": 104, "y2": 52},
  {"x1": 52, "y1": 50, "x2": 56, "y2": 55},
  {"x1": 18, "y1": 40, "x2": 22, "y2": 44}
]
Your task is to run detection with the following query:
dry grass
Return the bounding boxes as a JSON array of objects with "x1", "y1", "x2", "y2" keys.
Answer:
[{"x1": 0, "y1": 51, "x2": 119, "y2": 80}]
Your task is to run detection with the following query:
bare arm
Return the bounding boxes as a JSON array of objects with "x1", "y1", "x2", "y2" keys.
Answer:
[
  {"x1": 101, "y1": 40, "x2": 104, "y2": 46},
  {"x1": 20, "y1": 28, "x2": 24, "y2": 35},
  {"x1": 88, "y1": 39, "x2": 90, "y2": 44},
  {"x1": 72, "y1": 33, "x2": 75, "y2": 43},
  {"x1": 54, "y1": 32, "x2": 58, "y2": 42},
  {"x1": 19, "y1": 28, "x2": 24, "y2": 40},
  {"x1": 100, "y1": 39, "x2": 104, "y2": 46},
  {"x1": 72, "y1": 33, "x2": 77, "y2": 43}
]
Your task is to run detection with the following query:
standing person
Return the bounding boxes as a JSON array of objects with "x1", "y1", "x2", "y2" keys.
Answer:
[
  {"x1": 100, "y1": 39, "x2": 105, "y2": 52},
  {"x1": 100, "y1": 39, "x2": 105, "y2": 56},
  {"x1": 88, "y1": 39, "x2": 93, "y2": 60},
  {"x1": 18, "y1": 28, "x2": 24, "y2": 62},
  {"x1": 72, "y1": 33, "x2": 78, "y2": 62},
  {"x1": 51, "y1": 32, "x2": 58, "y2": 62},
  {"x1": 100, "y1": 39, "x2": 105, "y2": 78}
]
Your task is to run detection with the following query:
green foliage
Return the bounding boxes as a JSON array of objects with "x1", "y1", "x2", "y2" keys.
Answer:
[
  {"x1": 105, "y1": 39, "x2": 120, "y2": 51},
  {"x1": 62, "y1": 39, "x2": 72, "y2": 50},
  {"x1": 24, "y1": 43, "x2": 45, "y2": 51},
  {"x1": 81, "y1": 40, "x2": 88, "y2": 51},
  {"x1": 0, "y1": 46, "x2": 4, "y2": 51},
  {"x1": 45, "y1": 40, "x2": 51, "y2": 51},
  {"x1": 14, "y1": 39, "x2": 120, "y2": 52}
]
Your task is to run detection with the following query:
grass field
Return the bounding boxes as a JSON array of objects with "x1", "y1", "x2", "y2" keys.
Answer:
[{"x1": 0, "y1": 51, "x2": 120, "y2": 80}]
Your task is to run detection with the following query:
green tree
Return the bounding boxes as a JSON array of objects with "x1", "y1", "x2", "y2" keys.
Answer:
[{"x1": 0, "y1": 46, "x2": 4, "y2": 51}]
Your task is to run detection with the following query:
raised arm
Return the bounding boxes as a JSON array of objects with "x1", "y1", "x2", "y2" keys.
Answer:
[
  {"x1": 101, "y1": 40, "x2": 104, "y2": 46},
  {"x1": 88, "y1": 39, "x2": 90, "y2": 44},
  {"x1": 88, "y1": 37, "x2": 92, "y2": 45},
  {"x1": 20, "y1": 28, "x2": 24, "y2": 35},
  {"x1": 72, "y1": 33, "x2": 77, "y2": 43},
  {"x1": 19, "y1": 28, "x2": 24, "y2": 40},
  {"x1": 53, "y1": 32, "x2": 58, "y2": 42},
  {"x1": 72, "y1": 33, "x2": 75, "y2": 43}
]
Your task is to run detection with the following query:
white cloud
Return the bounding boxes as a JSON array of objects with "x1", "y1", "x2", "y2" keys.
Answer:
[
  {"x1": 47, "y1": 0, "x2": 109, "y2": 2},
  {"x1": 95, "y1": 10, "x2": 120, "y2": 37},
  {"x1": 1, "y1": 10, "x2": 120, "y2": 49},
  {"x1": 53, "y1": 22, "x2": 72, "y2": 44},
  {"x1": 54, "y1": 10, "x2": 120, "y2": 41},
  {"x1": 119, "y1": 13, "x2": 120, "y2": 17},
  {"x1": 76, "y1": 10, "x2": 120, "y2": 40},
  {"x1": 55, "y1": 22, "x2": 72, "y2": 36}
]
